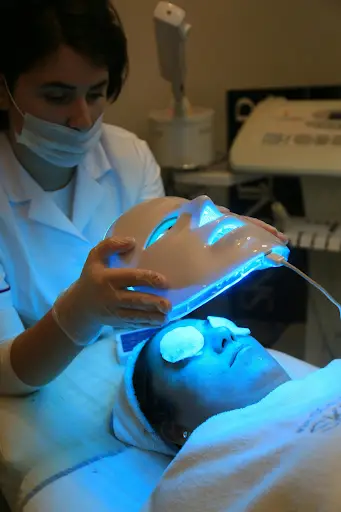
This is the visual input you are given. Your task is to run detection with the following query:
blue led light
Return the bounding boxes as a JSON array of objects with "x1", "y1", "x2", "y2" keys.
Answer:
[
  {"x1": 127, "y1": 257, "x2": 262, "y2": 322},
  {"x1": 208, "y1": 218, "x2": 245, "y2": 245},
  {"x1": 166, "y1": 244, "x2": 289, "y2": 323},
  {"x1": 199, "y1": 204, "x2": 223, "y2": 227},
  {"x1": 145, "y1": 216, "x2": 178, "y2": 247},
  {"x1": 168, "y1": 256, "x2": 263, "y2": 321}
]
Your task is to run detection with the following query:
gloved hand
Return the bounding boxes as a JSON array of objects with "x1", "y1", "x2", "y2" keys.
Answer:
[{"x1": 52, "y1": 237, "x2": 171, "y2": 346}]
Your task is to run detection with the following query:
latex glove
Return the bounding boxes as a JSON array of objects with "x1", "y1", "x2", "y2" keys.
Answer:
[
  {"x1": 52, "y1": 237, "x2": 171, "y2": 346},
  {"x1": 218, "y1": 206, "x2": 287, "y2": 243}
]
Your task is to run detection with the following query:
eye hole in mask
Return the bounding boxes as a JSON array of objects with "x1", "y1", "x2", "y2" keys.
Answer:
[
  {"x1": 160, "y1": 326, "x2": 205, "y2": 364},
  {"x1": 146, "y1": 216, "x2": 178, "y2": 248}
]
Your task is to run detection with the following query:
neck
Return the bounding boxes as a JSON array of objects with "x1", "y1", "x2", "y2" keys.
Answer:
[{"x1": 7, "y1": 131, "x2": 76, "y2": 191}]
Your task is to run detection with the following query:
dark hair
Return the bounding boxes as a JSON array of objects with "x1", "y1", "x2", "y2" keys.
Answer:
[
  {"x1": 0, "y1": 0, "x2": 128, "y2": 127},
  {"x1": 133, "y1": 338, "x2": 177, "y2": 446}
]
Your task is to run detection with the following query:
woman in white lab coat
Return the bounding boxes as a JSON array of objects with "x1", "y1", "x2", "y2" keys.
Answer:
[
  {"x1": 0, "y1": 0, "x2": 284, "y2": 397},
  {"x1": 0, "y1": 0, "x2": 172, "y2": 396}
]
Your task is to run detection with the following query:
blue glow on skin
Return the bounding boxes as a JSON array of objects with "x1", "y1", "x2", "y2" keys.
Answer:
[
  {"x1": 146, "y1": 318, "x2": 291, "y2": 433},
  {"x1": 159, "y1": 318, "x2": 251, "y2": 364}
]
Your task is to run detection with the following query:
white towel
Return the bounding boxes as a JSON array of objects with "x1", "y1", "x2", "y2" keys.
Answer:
[
  {"x1": 144, "y1": 360, "x2": 341, "y2": 512},
  {"x1": 113, "y1": 341, "x2": 177, "y2": 457},
  {"x1": 23, "y1": 448, "x2": 170, "y2": 512}
]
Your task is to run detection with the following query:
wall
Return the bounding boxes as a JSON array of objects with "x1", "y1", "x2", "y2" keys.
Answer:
[{"x1": 105, "y1": 0, "x2": 341, "y2": 151}]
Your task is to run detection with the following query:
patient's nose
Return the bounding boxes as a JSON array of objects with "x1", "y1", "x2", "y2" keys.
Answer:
[{"x1": 207, "y1": 327, "x2": 235, "y2": 354}]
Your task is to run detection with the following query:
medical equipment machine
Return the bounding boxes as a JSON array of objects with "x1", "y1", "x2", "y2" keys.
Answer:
[
  {"x1": 106, "y1": 195, "x2": 341, "y2": 361},
  {"x1": 230, "y1": 96, "x2": 341, "y2": 365},
  {"x1": 230, "y1": 96, "x2": 341, "y2": 176},
  {"x1": 148, "y1": 2, "x2": 214, "y2": 169}
]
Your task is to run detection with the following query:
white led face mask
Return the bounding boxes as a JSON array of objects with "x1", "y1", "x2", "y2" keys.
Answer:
[
  {"x1": 4, "y1": 79, "x2": 103, "y2": 167},
  {"x1": 106, "y1": 195, "x2": 290, "y2": 323},
  {"x1": 107, "y1": 194, "x2": 341, "y2": 325}
]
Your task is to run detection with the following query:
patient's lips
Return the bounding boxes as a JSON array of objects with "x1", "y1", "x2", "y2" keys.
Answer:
[
  {"x1": 227, "y1": 342, "x2": 244, "y2": 366},
  {"x1": 218, "y1": 335, "x2": 244, "y2": 367}
]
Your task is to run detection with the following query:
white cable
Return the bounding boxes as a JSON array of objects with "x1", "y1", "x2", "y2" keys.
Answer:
[{"x1": 266, "y1": 252, "x2": 341, "y2": 318}]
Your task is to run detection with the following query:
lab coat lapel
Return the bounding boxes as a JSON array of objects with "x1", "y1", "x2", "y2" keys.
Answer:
[
  {"x1": 0, "y1": 133, "x2": 88, "y2": 240},
  {"x1": 72, "y1": 145, "x2": 111, "y2": 233},
  {"x1": 0, "y1": 133, "x2": 112, "y2": 241},
  {"x1": 28, "y1": 192, "x2": 85, "y2": 240}
]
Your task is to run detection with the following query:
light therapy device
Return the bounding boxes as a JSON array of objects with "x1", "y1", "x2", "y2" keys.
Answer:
[
  {"x1": 106, "y1": 195, "x2": 341, "y2": 363},
  {"x1": 106, "y1": 195, "x2": 289, "y2": 323}
]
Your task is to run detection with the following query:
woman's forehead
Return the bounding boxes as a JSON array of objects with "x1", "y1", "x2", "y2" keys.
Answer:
[{"x1": 19, "y1": 45, "x2": 109, "y2": 87}]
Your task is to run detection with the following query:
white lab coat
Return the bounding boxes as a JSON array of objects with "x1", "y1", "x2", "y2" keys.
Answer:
[{"x1": 0, "y1": 123, "x2": 164, "y2": 342}]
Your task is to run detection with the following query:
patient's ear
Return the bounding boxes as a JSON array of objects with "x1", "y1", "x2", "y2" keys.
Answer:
[
  {"x1": 160, "y1": 422, "x2": 190, "y2": 447},
  {"x1": 0, "y1": 76, "x2": 11, "y2": 110}
]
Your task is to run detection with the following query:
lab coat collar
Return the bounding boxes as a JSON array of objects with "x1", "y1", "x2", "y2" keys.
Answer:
[{"x1": 0, "y1": 133, "x2": 112, "y2": 241}]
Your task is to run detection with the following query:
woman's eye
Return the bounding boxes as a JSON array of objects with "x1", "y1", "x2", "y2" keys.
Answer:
[
  {"x1": 87, "y1": 93, "x2": 105, "y2": 103},
  {"x1": 44, "y1": 94, "x2": 69, "y2": 104},
  {"x1": 44, "y1": 93, "x2": 105, "y2": 105}
]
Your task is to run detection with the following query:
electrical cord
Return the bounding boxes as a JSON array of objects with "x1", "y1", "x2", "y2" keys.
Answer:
[
  {"x1": 310, "y1": 292, "x2": 335, "y2": 361},
  {"x1": 267, "y1": 252, "x2": 340, "y2": 362},
  {"x1": 267, "y1": 252, "x2": 341, "y2": 318}
]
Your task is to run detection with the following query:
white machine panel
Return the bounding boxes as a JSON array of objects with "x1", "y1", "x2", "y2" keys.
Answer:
[
  {"x1": 281, "y1": 218, "x2": 339, "y2": 252},
  {"x1": 230, "y1": 97, "x2": 341, "y2": 177}
]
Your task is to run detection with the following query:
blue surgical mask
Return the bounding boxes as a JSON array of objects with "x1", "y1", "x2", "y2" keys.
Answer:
[
  {"x1": 15, "y1": 113, "x2": 103, "y2": 168},
  {"x1": 4, "y1": 78, "x2": 103, "y2": 167}
]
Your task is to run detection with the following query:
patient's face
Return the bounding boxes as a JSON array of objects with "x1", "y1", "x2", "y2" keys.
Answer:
[{"x1": 145, "y1": 318, "x2": 290, "y2": 434}]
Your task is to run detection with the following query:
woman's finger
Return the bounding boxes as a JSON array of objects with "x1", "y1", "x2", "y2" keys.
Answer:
[
  {"x1": 110, "y1": 288, "x2": 171, "y2": 314},
  {"x1": 93, "y1": 237, "x2": 136, "y2": 260},
  {"x1": 106, "y1": 267, "x2": 169, "y2": 289},
  {"x1": 240, "y1": 216, "x2": 288, "y2": 242},
  {"x1": 218, "y1": 205, "x2": 230, "y2": 215},
  {"x1": 109, "y1": 308, "x2": 167, "y2": 327}
]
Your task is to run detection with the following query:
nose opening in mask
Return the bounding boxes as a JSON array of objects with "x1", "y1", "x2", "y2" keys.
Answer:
[
  {"x1": 198, "y1": 202, "x2": 223, "y2": 227},
  {"x1": 183, "y1": 196, "x2": 223, "y2": 229}
]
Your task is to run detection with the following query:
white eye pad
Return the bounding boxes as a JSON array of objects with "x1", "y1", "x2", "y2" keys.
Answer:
[
  {"x1": 160, "y1": 326, "x2": 205, "y2": 363},
  {"x1": 207, "y1": 316, "x2": 251, "y2": 336}
]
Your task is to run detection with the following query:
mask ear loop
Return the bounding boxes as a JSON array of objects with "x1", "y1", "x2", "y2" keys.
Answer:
[{"x1": 2, "y1": 78, "x2": 24, "y2": 117}]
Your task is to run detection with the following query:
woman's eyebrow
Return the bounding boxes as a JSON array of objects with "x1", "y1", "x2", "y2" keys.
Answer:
[{"x1": 40, "y1": 79, "x2": 109, "y2": 91}]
